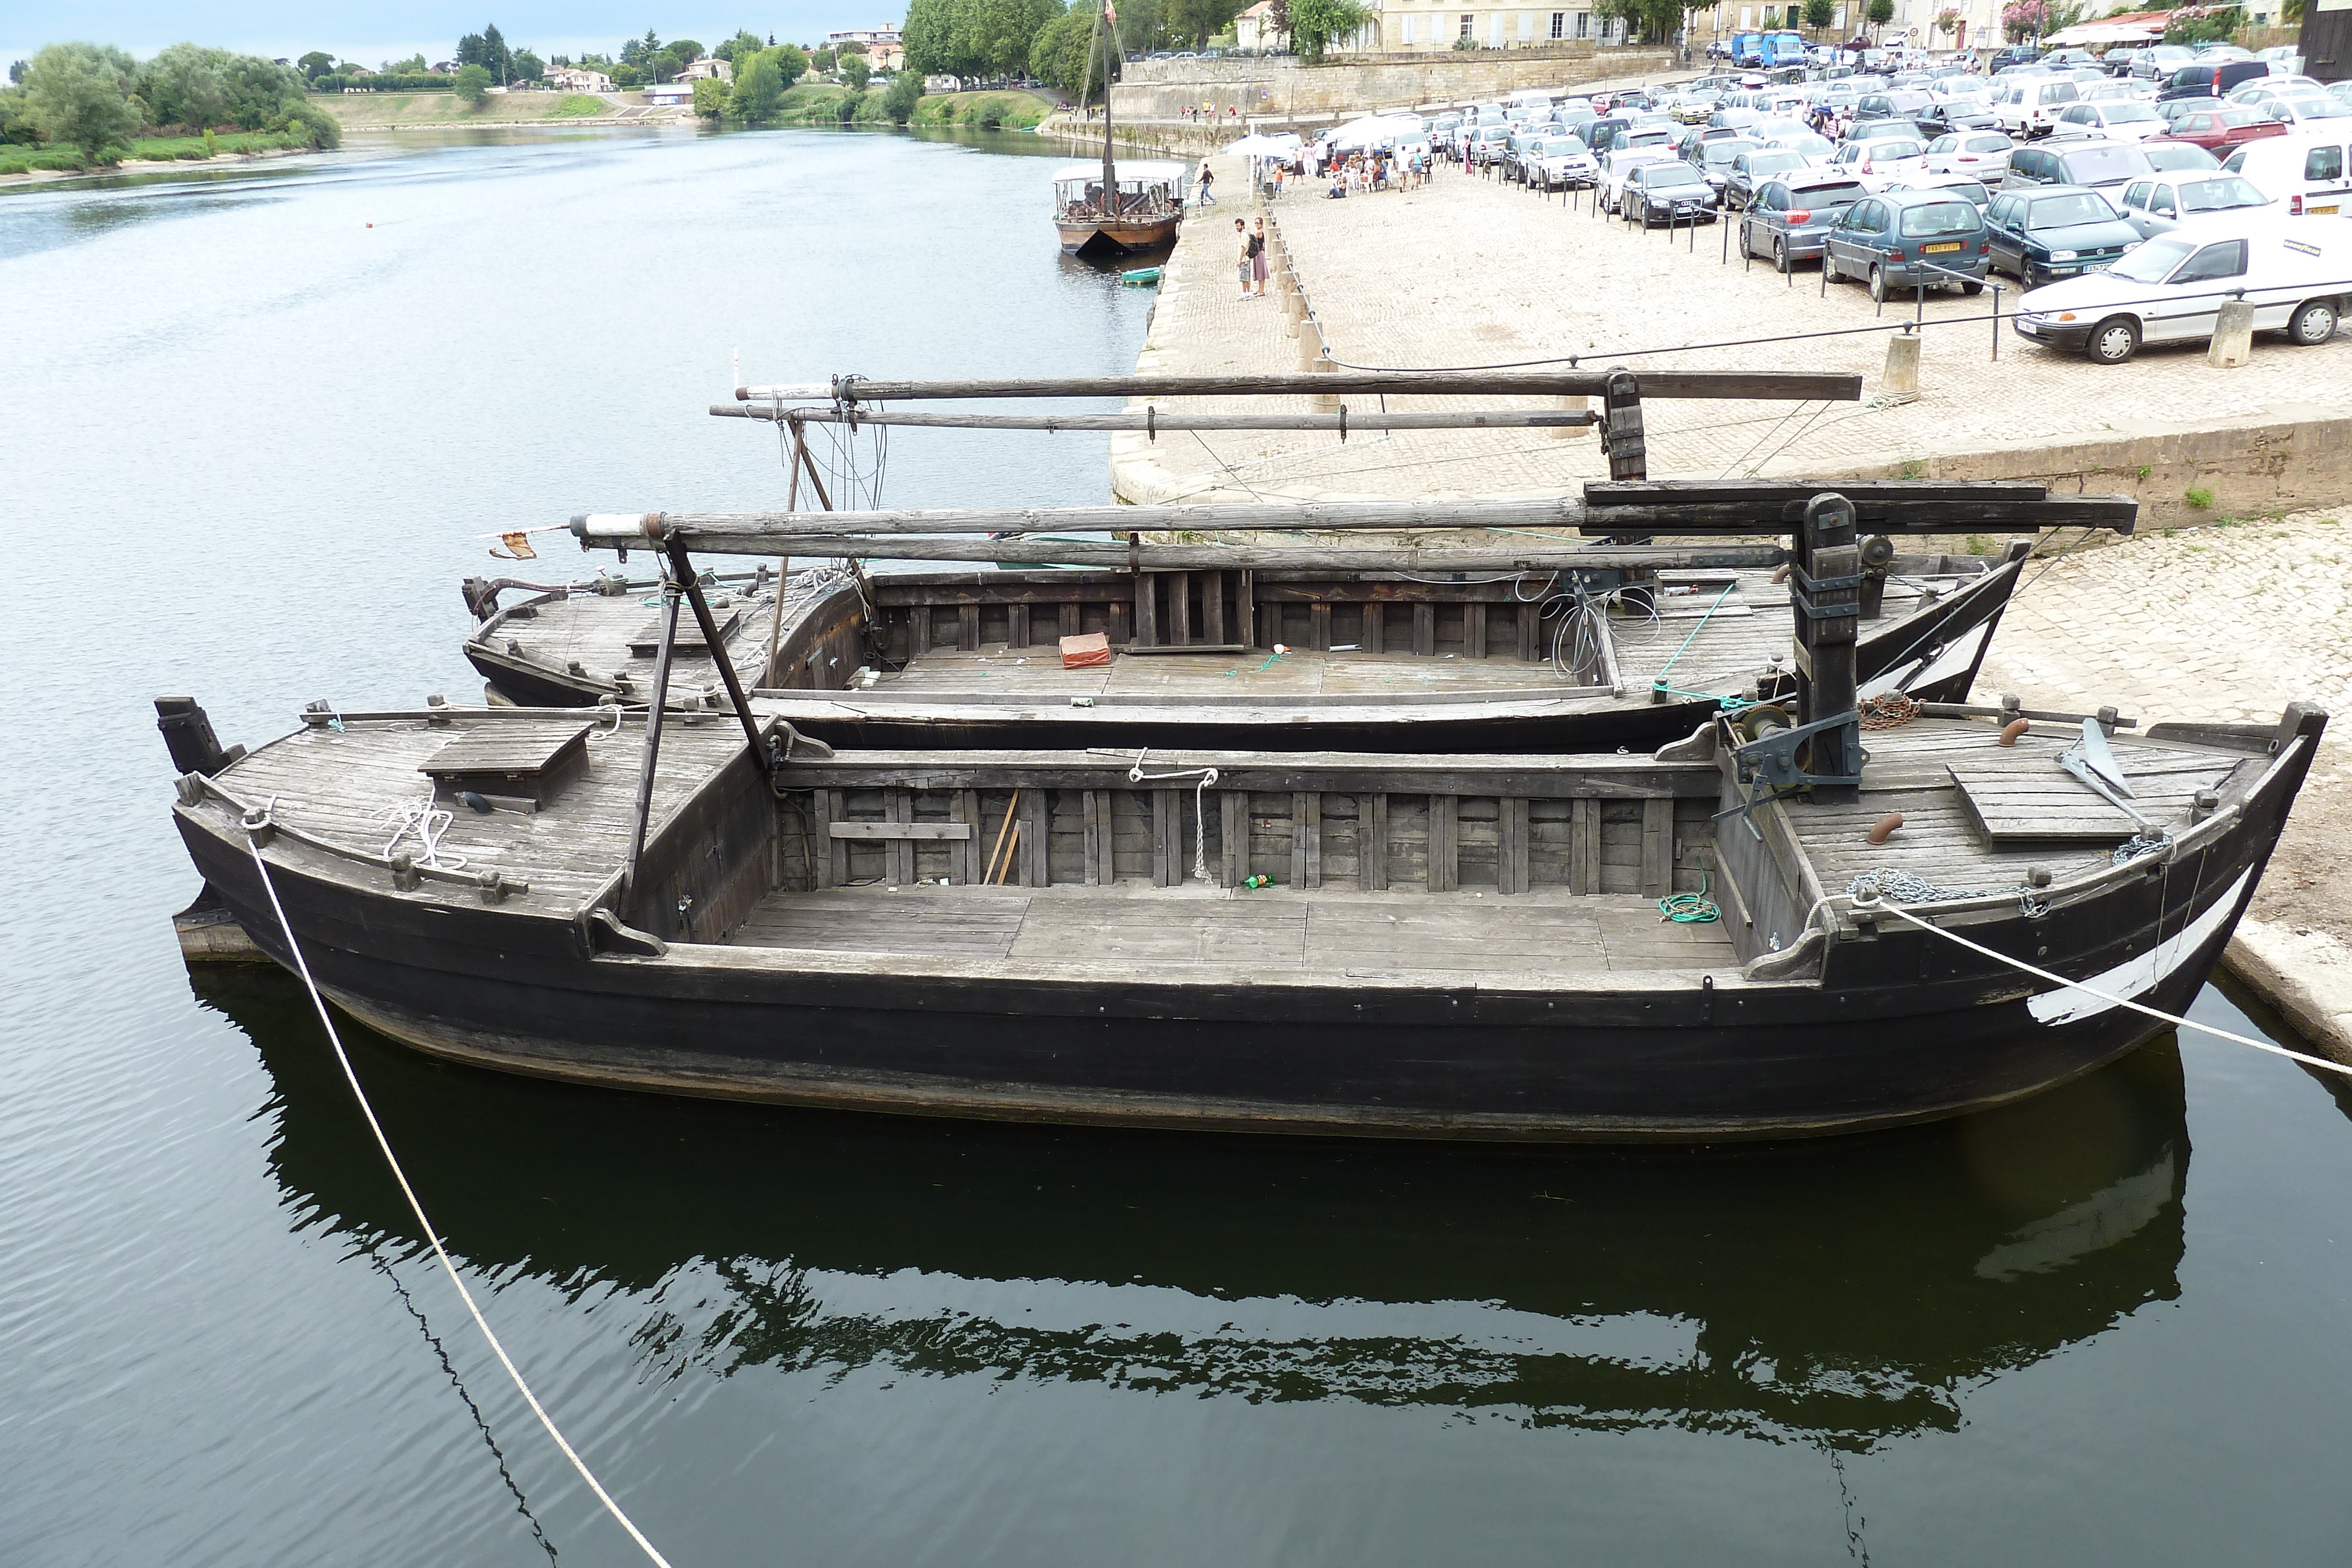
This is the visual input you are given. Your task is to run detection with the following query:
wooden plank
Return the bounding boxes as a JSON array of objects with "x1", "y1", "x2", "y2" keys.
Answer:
[
  {"x1": 885, "y1": 788, "x2": 910, "y2": 887},
  {"x1": 1516, "y1": 603, "x2": 1539, "y2": 663},
  {"x1": 957, "y1": 604, "x2": 980, "y2": 653},
  {"x1": 1024, "y1": 789, "x2": 1051, "y2": 887},
  {"x1": 1641, "y1": 798, "x2": 1674, "y2": 898},
  {"x1": 1238, "y1": 570, "x2": 1255, "y2": 650},
  {"x1": 1221, "y1": 791, "x2": 1245, "y2": 887},
  {"x1": 1363, "y1": 793, "x2": 1389, "y2": 891},
  {"x1": 1465, "y1": 603, "x2": 1488, "y2": 660},
  {"x1": 1136, "y1": 573, "x2": 1158, "y2": 648},
  {"x1": 1362, "y1": 601, "x2": 1385, "y2": 655},
  {"x1": 1309, "y1": 602, "x2": 1332, "y2": 653},
  {"x1": 1414, "y1": 604, "x2": 1436, "y2": 658},
  {"x1": 1203, "y1": 571, "x2": 1224, "y2": 648},
  {"x1": 813, "y1": 788, "x2": 838, "y2": 888},
  {"x1": 1293, "y1": 791, "x2": 1323, "y2": 890},
  {"x1": 1008, "y1": 603, "x2": 1030, "y2": 650},
  {"x1": 1060, "y1": 603, "x2": 1081, "y2": 640},
  {"x1": 1499, "y1": 797, "x2": 1530, "y2": 895},
  {"x1": 827, "y1": 789, "x2": 849, "y2": 887},
  {"x1": 1170, "y1": 571, "x2": 1191, "y2": 646},
  {"x1": 1083, "y1": 789, "x2": 1104, "y2": 886},
  {"x1": 1152, "y1": 788, "x2": 1178, "y2": 887},
  {"x1": 907, "y1": 607, "x2": 931, "y2": 660},
  {"x1": 828, "y1": 821, "x2": 976, "y2": 841},
  {"x1": 731, "y1": 370, "x2": 1859, "y2": 403},
  {"x1": 956, "y1": 790, "x2": 980, "y2": 884},
  {"x1": 1428, "y1": 795, "x2": 1459, "y2": 893},
  {"x1": 1571, "y1": 798, "x2": 1599, "y2": 895}
]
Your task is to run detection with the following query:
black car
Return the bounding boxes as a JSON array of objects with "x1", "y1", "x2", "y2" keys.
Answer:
[
  {"x1": 1626, "y1": 160, "x2": 1719, "y2": 226},
  {"x1": 1991, "y1": 46, "x2": 2043, "y2": 71},
  {"x1": 1981, "y1": 184, "x2": 2143, "y2": 287},
  {"x1": 1578, "y1": 115, "x2": 1631, "y2": 153},
  {"x1": 1823, "y1": 188, "x2": 1991, "y2": 300},
  {"x1": 2159, "y1": 61, "x2": 2269, "y2": 102},
  {"x1": 1923, "y1": 97, "x2": 2004, "y2": 133},
  {"x1": 1856, "y1": 88, "x2": 1937, "y2": 136},
  {"x1": 1685, "y1": 135, "x2": 1760, "y2": 200}
]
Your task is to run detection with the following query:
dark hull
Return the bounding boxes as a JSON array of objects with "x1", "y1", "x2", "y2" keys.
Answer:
[
  {"x1": 1058, "y1": 216, "x2": 1181, "y2": 255},
  {"x1": 175, "y1": 717, "x2": 2306, "y2": 1142}
]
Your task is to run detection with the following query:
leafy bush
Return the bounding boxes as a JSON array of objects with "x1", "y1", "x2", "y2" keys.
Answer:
[
  {"x1": 269, "y1": 95, "x2": 342, "y2": 148},
  {"x1": 21, "y1": 42, "x2": 142, "y2": 159},
  {"x1": 883, "y1": 70, "x2": 923, "y2": 122},
  {"x1": 691, "y1": 77, "x2": 728, "y2": 116},
  {"x1": 308, "y1": 73, "x2": 457, "y2": 92},
  {"x1": 552, "y1": 93, "x2": 606, "y2": 116},
  {"x1": 455, "y1": 63, "x2": 492, "y2": 107}
]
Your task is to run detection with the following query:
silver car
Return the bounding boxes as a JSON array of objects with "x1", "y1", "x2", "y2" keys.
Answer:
[
  {"x1": 2111, "y1": 172, "x2": 2273, "y2": 238},
  {"x1": 1923, "y1": 130, "x2": 2016, "y2": 183}
]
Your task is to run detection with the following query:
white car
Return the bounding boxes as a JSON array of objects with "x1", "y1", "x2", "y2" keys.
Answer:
[
  {"x1": 2111, "y1": 172, "x2": 2275, "y2": 238},
  {"x1": 2047, "y1": 101, "x2": 2169, "y2": 142},
  {"x1": 1923, "y1": 129, "x2": 2016, "y2": 183},
  {"x1": 1992, "y1": 77, "x2": 2084, "y2": 138},
  {"x1": 2014, "y1": 216, "x2": 2348, "y2": 363},
  {"x1": 1826, "y1": 136, "x2": 1928, "y2": 190},
  {"x1": 1598, "y1": 148, "x2": 1675, "y2": 213},
  {"x1": 2261, "y1": 97, "x2": 2352, "y2": 131},
  {"x1": 2080, "y1": 78, "x2": 2154, "y2": 104},
  {"x1": 2224, "y1": 132, "x2": 2352, "y2": 218},
  {"x1": 1526, "y1": 134, "x2": 1601, "y2": 190},
  {"x1": 1763, "y1": 131, "x2": 1838, "y2": 169}
]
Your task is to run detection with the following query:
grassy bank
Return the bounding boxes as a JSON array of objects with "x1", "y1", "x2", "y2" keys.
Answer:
[
  {"x1": 0, "y1": 129, "x2": 310, "y2": 176},
  {"x1": 908, "y1": 90, "x2": 1054, "y2": 129}
]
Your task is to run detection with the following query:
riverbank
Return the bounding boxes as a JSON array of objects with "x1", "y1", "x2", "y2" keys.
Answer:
[{"x1": 0, "y1": 140, "x2": 315, "y2": 185}]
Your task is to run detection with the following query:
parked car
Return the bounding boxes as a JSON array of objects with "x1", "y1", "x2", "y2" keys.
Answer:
[
  {"x1": 2014, "y1": 216, "x2": 2347, "y2": 362},
  {"x1": 2158, "y1": 103, "x2": 2289, "y2": 155},
  {"x1": 1855, "y1": 88, "x2": 1937, "y2": 135},
  {"x1": 1466, "y1": 123, "x2": 1514, "y2": 167},
  {"x1": 1761, "y1": 131, "x2": 1837, "y2": 168},
  {"x1": 1847, "y1": 118, "x2": 1929, "y2": 147},
  {"x1": 2080, "y1": 78, "x2": 2153, "y2": 104},
  {"x1": 1826, "y1": 135, "x2": 1928, "y2": 189},
  {"x1": 2256, "y1": 45, "x2": 2305, "y2": 75},
  {"x1": 1992, "y1": 77, "x2": 2085, "y2": 138},
  {"x1": 1526, "y1": 134, "x2": 1601, "y2": 190},
  {"x1": 1598, "y1": 147, "x2": 1676, "y2": 213},
  {"x1": 2003, "y1": 138, "x2": 2157, "y2": 194},
  {"x1": 1685, "y1": 135, "x2": 1760, "y2": 200},
  {"x1": 1992, "y1": 45, "x2": 2043, "y2": 71},
  {"x1": 2103, "y1": 46, "x2": 2153, "y2": 78},
  {"x1": 1879, "y1": 172, "x2": 1992, "y2": 210},
  {"x1": 2130, "y1": 46, "x2": 2199, "y2": 82},
  {"x1": 2230, "y1": 77, "x2": 2327, "y2": 106},
  {"x1": 1823, "y1": 188, "x2": 1992, "y2": 299},
  {"x1": 1625, "y1": 159, "x2": 1719, "y2": 226},
  {"x1": 1982, "y1": 185, "x2": 2142, "y2": 287},
  {"x1": 1577, "y1": 115, "x2": 1632, "y2": 153},
  {"x1": 2142, "y1": 141, "x2": 2223, "y2": 175},
  {"x1": 2223, "y1": 132, "x2": 2352, "y2": 217},
  {"x1": 2047, "y1": 101, "x2": 2171, "y2": 142},
  {"x1": 1723, "y1": 146, "x2": 1811, "y2": 209},
  {"x1": 1923, "y1": 130, "x2": 2016, "y2": 183},
  {"x1": 2259, "y1": 97, "x2": 2352, "y2": 131},
  {"x1": 2112, "y1": 172, "x2": 2273, "y2": 238},
  {"x1": 2159, "y1": 61, "x2": 2269, "y2": 103},
  {"x1": 1609, "y1": 125, "x2": 1679, "y2": 155}
]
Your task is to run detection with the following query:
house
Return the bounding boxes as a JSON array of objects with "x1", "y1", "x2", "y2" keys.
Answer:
[
  {"x1": 924, "y1": 73, "x2": 964, "y2": 91},
  {"x1": 826, "y1": 26, "x2": 904, "y2": 49},
  {"x1": 1235, "y1": 0, "x2": 1283, "y2": 49},
  {"x1": 679, "y1": 56, "x2": 733, "y2": 81},
  {"x1": 644, "y1": 81, "x2": 695, "y2": 104},
  {"x1": 547, "y1": 66, "x2": 614, "y2": 92},
  {"x1": 868, "y1": 41, "x2": 906, "y2": 71}
]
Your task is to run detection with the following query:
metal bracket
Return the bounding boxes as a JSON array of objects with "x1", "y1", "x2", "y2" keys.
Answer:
[{"x1": 1712, "y1": 707, "x2": 1865, "y2": 835}]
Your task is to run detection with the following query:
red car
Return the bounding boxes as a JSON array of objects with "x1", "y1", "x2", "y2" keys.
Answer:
[{"x1": 2156, "y1": 104, "x2": 2288, "y2": 153}]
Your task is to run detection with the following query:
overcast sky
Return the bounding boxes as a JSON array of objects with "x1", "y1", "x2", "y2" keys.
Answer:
[{"x1": 4, "y1": 2, "x2": 899, "y2": 70}]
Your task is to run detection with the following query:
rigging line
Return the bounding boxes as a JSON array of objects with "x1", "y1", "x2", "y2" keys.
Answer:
[
  {"x1": 1189, "y1": 427, "x2": 1267, "y2": 501},
  {"x1": 369, "y1": 1252, "x2": 563, "y2": 1566},
  {"x1": 2012, "y1": 524, "x2": 2100, "y2": 601},
  {"x1": 1735, "y1": 397, "x2": 1837, "y2": 479},
  {"x1": 242, "y1": 831, "x2": 678, "y2": 1568},
  {"x1": 1316, "y1": 309, "x2": 2012, "y2": 375},
  {"x1": 1847, "y1": 892, "x2": 2352, "y2": 1084},
  {"x1": 1715, "y1": 397, "x2": 1816, "y2": 482}
]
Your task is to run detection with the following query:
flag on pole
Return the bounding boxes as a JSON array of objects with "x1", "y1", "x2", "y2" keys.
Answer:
[{"x1": 1105, "y1": 0, "x2": 1118, "y2": 20}]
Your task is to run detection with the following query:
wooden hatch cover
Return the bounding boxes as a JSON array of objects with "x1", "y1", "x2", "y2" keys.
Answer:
[
  {"x1": 419, "y1": 720, "x2": 593, "y2": 804},
  {"x1": 1946, "y1": 747, "x2": 2239, "y2": 843},
  {"x1": 629, "y1": 606, "x2": 742, "y2": 658}
]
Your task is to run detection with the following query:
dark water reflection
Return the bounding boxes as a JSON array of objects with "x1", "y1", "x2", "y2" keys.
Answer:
[{"x1": 209, "y1": 964, "x2": 2189, "y2": 1454}]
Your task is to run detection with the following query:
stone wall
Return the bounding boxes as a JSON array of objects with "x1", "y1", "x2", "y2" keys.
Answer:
[{"x1": 1111, "y1": 49, "x2": 1675, "y2": 122}]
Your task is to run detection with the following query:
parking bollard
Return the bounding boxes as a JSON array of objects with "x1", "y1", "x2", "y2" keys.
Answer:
[
  {"x1": 1883, "y1": 332, "x2": 1921, "y2": 400},
  {"x1": 2209, "y1": 297, "x2": 2256, "y2": 368}
]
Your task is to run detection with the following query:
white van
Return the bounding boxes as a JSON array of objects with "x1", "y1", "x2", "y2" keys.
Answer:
[
  {"x1": 2012, "y1": 214, "x2": 2350, "y2": 363},
  {"x1": 1506, "y1": 88, "x2": 1556, "y2": 111},
  {"x1": 1991, "y1": 77, "x2": 2083, "y2": 138},
  {"x1": 2223, "y1": 132, "x2": 2352, "y2": 217}
]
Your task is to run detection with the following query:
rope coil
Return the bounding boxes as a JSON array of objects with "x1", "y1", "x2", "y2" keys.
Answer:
[{"x1": 1128, "y1": 748, "x2": 1221, "y2": 884}]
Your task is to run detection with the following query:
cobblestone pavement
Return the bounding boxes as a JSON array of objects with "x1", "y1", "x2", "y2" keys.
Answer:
[
  {"x1": 1117, "y1": 153, "x2": 2352, "y2": 503},
  {"x1": 1975, "y1": 510, "x2": 2352, "y2": 1042}
]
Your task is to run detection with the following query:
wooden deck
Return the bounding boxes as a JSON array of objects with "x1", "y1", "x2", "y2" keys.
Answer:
[
  {"x1": 724, "y1": 884, "x2": 1738, "y2": 974},
  {"x1": 473, "y1": 575, "x2": 785, "y2": 698}
]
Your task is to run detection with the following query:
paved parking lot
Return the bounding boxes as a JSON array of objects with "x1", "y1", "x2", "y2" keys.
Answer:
[{"x1": 1115, "y1": 152, "x2": 2352, "y2": 503}]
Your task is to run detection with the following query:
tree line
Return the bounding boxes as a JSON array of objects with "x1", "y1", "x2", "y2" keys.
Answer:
[
  {"x1": 907, "y1": 0, "x2": 1280, "y2": 89},
  {"x1": 1, "y1": 43, "x2": 340, "y2": 163}
]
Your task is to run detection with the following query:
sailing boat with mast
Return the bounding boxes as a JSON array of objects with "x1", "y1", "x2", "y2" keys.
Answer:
[{"x1": 1053, "y1": 0, "x2": 1186, "y2": 255}]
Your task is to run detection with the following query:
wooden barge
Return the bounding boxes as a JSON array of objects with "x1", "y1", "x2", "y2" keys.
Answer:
[{"x1": 159, "y1": 483, "x2": 2324, "y2": 1142}]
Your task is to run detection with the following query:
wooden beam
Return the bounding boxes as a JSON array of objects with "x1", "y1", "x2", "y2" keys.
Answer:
[
  {"x1": 714, "y1": 403, "x2": 1602, "y2": 432},
  {"x1": 1499, "y1": 798, "x2": 1530, "y2": 895},
  {"x1": 1362, "y1": 794, "x2": 1389, "y2": 891},
  {"x1": 734, "y1": 370, "x2": 1865, "y2": 403},
  {"x1": 827, "y1": 821, "x2": 975, "y2": 841}
]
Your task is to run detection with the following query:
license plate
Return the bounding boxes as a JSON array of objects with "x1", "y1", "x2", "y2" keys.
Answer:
[{"x1": 1923, "y1": 241, "x2": 1963, "y2": 253}]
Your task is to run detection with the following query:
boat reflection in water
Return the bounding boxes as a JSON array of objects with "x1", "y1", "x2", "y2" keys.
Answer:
[{"x1": 208, "y1": 968, "x2": 2188, "y2": 1450}]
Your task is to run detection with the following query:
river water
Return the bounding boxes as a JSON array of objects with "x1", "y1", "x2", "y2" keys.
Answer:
[{"x1": 6, "y1": 123, "x2": 2352, "y2": 1567}]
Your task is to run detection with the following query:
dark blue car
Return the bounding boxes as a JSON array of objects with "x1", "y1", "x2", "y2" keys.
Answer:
[
  {"x1": 1823, "y1": 188, "x2": 1992, "y2": 301},
  {"x1": 1982, "y1": 185, "x2": 2143, "y2": 287}
]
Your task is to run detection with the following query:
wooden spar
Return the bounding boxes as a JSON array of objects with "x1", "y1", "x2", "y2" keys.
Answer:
[
  {"x1": 731, "y1": 370, "x2": 1867, "y2": 403},
  {"x1": 1576, "y1": 496, "x2": 2137, "y2": 534},
  {"x1": 668, "y1": 538, "x2": 770, "y2": 764},
  {"x1": 622, "y1": 563, "x2": 683, "y2": 894},
  {"x1": 711, "y1": 403, "x2": 1600, "y2": 432},
  {"x1": 638, "y1": 537, "x2": 1786, "y2": 570}
]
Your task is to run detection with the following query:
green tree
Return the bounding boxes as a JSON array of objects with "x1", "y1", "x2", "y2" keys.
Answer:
[
  {"x1": 1171, "y1": 0, "x2": 1241, "y2": 46},
  {"x1": 8, "y1": 59, "x2": 26, "y2": 85},
  {"x1": 814, "y1": 48, "x2": 840, "y2": 72},
  {"x1": 768, "y1": 43, "x2": 810, "y2": 83},
  {"x1": 671, "y1": 39, "x2": 706, "y2": 61},
  {"x1": 1030, "y1": 6, "x2": 1096, "y2": 93},
  {"x1": 298, "y1": 51, "x2": 336, "y2": 80},
  {"x1": 714, "y1": 31, "x2": 766, "y2": 63},
  {"x1": 730, "y1": 52, "x2": 787, "y2": 119},
  {"x1": 843, "y1": 54, "x2": 873, "y2": 89},
  {"x1": 841, "y1": 39, "x2": 871, "y2": 54},
  {"x1": 388, "y1": 53, "x2": 428, "y2": 72},
  {"x1": 904, "y1": 0, "x2": 957, "y2": 73},
  {"x1": 1285, "y1": 0, "x2": 1373, "y2": 55},
  {"x1": 512, "y1": 49, "x2": 544, "y2": 81},
  {"x1": 883, "y1": 67, "x2": 923, "y2": 121},
  {"x1": 483, "y1": 22, "x2": 512, "y2": 80},
  {"x1": 138, "y1": 44, "x2": 228, "y2": 129},
  {"x1": 455, "y1": 62, "x2": 493, "y2": 105},
  {"x1": 691, "y1": 75, "x2": 728, "y2": 115},
  {"x1": 1865, "y1": 0, "x2": 1893, "y2": 31},
  {"x1": 1802, "y1": 0, "x2": 1835, "y2": 31},
  {"x1": 22, "y1": 42, "x2": 142, "y2": 159},
  {"x1": 270, "y1": 95, "x2": 343, "y2": 147},
  {"x1": 612, "y1": 62, "x2": 647, "y2": 87}
]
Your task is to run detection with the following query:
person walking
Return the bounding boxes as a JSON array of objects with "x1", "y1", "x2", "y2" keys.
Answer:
[
  {"x1": 1248, "y1": 217, "x2": 1268, "y2": 297},
  {"x1": 1198, "y1": 161, "x2": 1217, "y2": 205}
]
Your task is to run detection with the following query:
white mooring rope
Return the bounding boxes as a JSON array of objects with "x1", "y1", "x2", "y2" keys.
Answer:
[
  {"x1": 1851, "y1": 892, "x2": 2352, "y2": 1084},
  {"x1": 242, "y1": 829, "x2": 677, "y2": 1568}
]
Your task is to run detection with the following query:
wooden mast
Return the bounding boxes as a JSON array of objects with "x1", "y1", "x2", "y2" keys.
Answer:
[{"x1": 1100, "y1": 0, "x2": 1117, "y2": 209}]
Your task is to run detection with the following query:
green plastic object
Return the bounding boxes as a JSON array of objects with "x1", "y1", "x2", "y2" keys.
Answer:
[{"x1": 1120, "y1": 266, "x2": 1162, "y2": 286}]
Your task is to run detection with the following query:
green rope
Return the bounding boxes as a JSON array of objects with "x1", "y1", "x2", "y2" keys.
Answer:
[
  {"x1": 1658, "y1": 870, "x2": 1720, "y2": 924},
  {"x1": 1647, "y1": 582, "x2": 1752, "y2": 710}
]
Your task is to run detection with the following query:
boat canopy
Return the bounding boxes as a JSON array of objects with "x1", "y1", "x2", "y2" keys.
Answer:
[{"x1": 1049, "y1": 160, "x2": 1191, "y2": 186}]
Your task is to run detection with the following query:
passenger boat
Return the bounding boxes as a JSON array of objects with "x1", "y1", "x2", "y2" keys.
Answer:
[
  {"x1": 159, "y1": 481, "x2": 2324, "y2": 1142},
  {"x1": 1054, "y1": 159, "x2": 1187, "y2": 257}
]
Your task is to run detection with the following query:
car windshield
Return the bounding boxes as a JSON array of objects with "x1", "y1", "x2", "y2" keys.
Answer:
[
  {"x1": 1755, "y1": 151, "x2": 1805, "y2": 173},
  {"x1": 1702, "y1": 142, "x2": 1749, "y2": 167},
  {"x1": 1899, "y1": 199, "x2": 1979, "y2": 235},
  {"x1": 1638, "y1": 163, "x2": 1696, "y2": 185},
  {"x1": 1967, "y1": 134, "x2": 2013, "y2": 152},
  {"x1": 2028, "y1": 193, "x2": 2116, "y2": 226},
  {"x1": 1793, "y1": 181, "x2": 1867, "y2": 207},
  {"x1": 2104, "y1": 104, "x2": 2161, "y2": 123},
  {"x1": 2106, "y1": 234, "x2": 2195, "y2": 282},
  {"x1": 2284, "y1": 98, "x2": 2351, "y2": 119},
  {"x1": 2064, "y1": 146, "x2": 2148, "y2": 180},
  {"x1": 2179, "y1": 175, "x2": 2268, "y2": 210},
  {"x1": 1875, "y1": 141, "x2": 1925, "y2": 159},
  {"x1": 1775, "y1": 133, "x2": 1833, "y2": 156}
]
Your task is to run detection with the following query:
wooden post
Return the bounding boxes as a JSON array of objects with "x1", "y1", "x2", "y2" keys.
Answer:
[
  {"x1": 1639, "y1": 797, "x2": 1674, "y2": 897},
  {"x1": 1499, "y1": 798, "x2": 1530, "y2": 895},
  {"x1": 1009, "y1": 603, "x2": 1031, "y2": 650},
  {"x1": 1083, "y1": 789, "x2": 1105, "y2": 885},
  {"x1": 1603, "y1": 370, "x2": 1647, "y2": 482},
  {"x1": 813, "y1": 788, "x2": 839, "y2": 888},
  {"x1": 1362, "y1": 794, "x2": 1389, "y2": 891},
  {"x1": 1221, "y1": 792, "x2": 1246, "y2": 886},
  {"x1": 1427, "y1": 795, "x2": 1458, "y2": 893},
  {"x1": 1464, "y1": 603, "x2": 1488, "y2": 658},
  {"x1": 1152, "y1": 788, "x2": 1180, "y2": 886},
  {"x1": 1795, "y1": 492, "x2": 1864, "y2": 804},
  {"x1": 1412, "y1": 604, "x2": 1436, "y2": 657},
  {"x1": 622, "y1": 566, "x2": 683, "y2": 897},
  {"x1": 1292, "y1": 792, "x2": 1322, "y2": 889},
  {"x1": 1024, "y1": 790, "x2": 1051, "y2": 886},
  {"x1": 954, "y1": 790, "x2": 981, "y2": 884},
  {"x1": 1362, "y1": 602, "x2": 1385, "y2": 655},
  {"x1": 1569, "y1": 798, "x2": 1599, "y2": 895}
]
